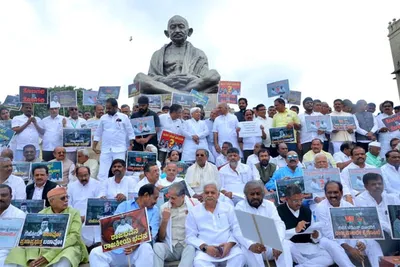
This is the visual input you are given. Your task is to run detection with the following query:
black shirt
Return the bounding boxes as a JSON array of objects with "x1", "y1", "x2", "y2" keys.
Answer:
[
  {"x1": 130, "y1": 109, "x2": 161, "y2": 151},
  {"x1": 234, "y1": 110, "x2": 246, "y2": 122}
]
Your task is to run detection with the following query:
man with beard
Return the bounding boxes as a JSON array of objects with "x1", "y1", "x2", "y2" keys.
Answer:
[
  {"x1": 93, "y1": 98, "x2": 135, "y2": 181},
  {"x1": 315, "y1": 181, "x2": 383, "y2": 266},
  {"x1": 252, "y1": 148, "x2": 277, "y2": 185},
  {"x1": 340, "y1": 146, "x2": 375, "y2": 203},
  {"x1": 234, "y1": 98, "x2": 248, "y2": 122},
  {"x1": 355, "y1": 173, "x2": 400, "y2": 255},
  {"x1": 381, "y1": 150, "x2": 400, "y2": 194},
  {"x1": 270, "y1": 143, "x2": 303, "y2": 168},
  {"x1": 131, "y1": 95, "x2": 161, "y2": 151},
  {"x1": 102, "y1": 159, "x2": 137, "y2": 201},
  {"x1": 235, "y1": 181, "x2": 293, "y2": 267},
  {"x1": 88, "y1": 104, "x2": 105, "y2": 161}
]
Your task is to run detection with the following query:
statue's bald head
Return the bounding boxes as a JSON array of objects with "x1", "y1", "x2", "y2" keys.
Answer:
[
  {"x1": 165, "y1": 15, "x2": 193, "y2": 44},
  {"x1": 168, "y1": 15, "x2": 189, "y2": 28}
]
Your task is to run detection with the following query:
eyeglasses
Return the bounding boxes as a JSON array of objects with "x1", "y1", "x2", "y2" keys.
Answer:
[
  {"x1": 59, "y1": 195, "x2": 69, "y2": 201},
  {"x1": 287, "y1": 155, "x2": 298, "y2": 160},
  {"x1": 69, "y1": 108, "x2": 78, "y2": 111},
  {"x1": 196, "y1": 154, "x2": 205, "y2": 157}
]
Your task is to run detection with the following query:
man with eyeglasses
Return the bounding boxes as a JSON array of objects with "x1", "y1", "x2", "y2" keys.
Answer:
[
  {"x1": 270, "y1": 143, "x2": 303, "y2": 168},
  {"x1": 26, "y1": 164, "x2": 58, "y2": 207},
  {"x1": 265, "y1": 151, "x2": 303, "y2": 192},
  {"x1": 62, "y1": 106, "x2": 87, "y2": 163},
  {"x1": 50, "y1": 146, "x2": 75, "y2": 186},
  {"x1": 377, "y1": 100, "x2": 400, "y2": 157}
]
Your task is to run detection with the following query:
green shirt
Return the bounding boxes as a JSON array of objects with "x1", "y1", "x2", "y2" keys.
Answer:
[{"x1": 366, "y1": 152, "x2": 385, "y2": 168}]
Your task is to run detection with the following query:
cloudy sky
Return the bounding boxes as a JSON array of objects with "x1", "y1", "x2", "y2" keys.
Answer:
[{"x1": 1, "y1": 0, "x2": 399, "y2": 111}]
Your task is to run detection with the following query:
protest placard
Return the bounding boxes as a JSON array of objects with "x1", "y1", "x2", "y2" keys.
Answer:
[
  {"x1": 139, "y1": 94, "x2": 162, "y2": 109},
  {"x1": 87, "y1": 120, "x2": 100, "y2": 137},
  {"x1": 98, "y1": 86, "x2": 121, "y2": 104},
  {"x1": 388, "y1": 205, "x2": 400, "y2": 239},
  {"x1": 3, "y1": 95, "x2": 22, "y2": 110},
  {"x1": 159, "y1": 180, "x2": 191, "y2": 203},
  {"x1": 172, "y1": 93, "x2": 194, "y2": 108},
  {"x1": 218, "y1": 81, "x2": 241, "y2": 104},
  {"x1": 382, "y1": 113, "x2": 400, "y2": 132},
  {"x1": 349, "y1": 168, "x2": 382, "y2": 192},
  {"x1": 128, "y1": 83, "x2": 140, "y2": 98},
  {"x1": 264, "y1": 192, "x2": 279, "y2": 207},
  {"x1": 100, "y1": 208, "x2": 151, "y2": 252},
  {"x1": 50, "y1": 91, "x2": 77, "y2": 108},
  {"x1": 19, "y1": 86, "x2": 48, "y2": 104},
  {"x1": 63, "y1": 128, "x2": 91, "y2": 147},
  {"x1": 0, "y1": 218, "x2": 24, "y2": 249},
  {"x1": 31, "y1": 162, "x2": 63, "y2": 183},
  {"x1": 269, "y1": 127, "x2": 295, "y2": 144},
  {"x1": 287, "y1": 90, "x2": 301, "y2": 105},
  {"x1": 0, "y1": 124, "x2": 14, "y2": 148},
  {"x1": 190, "y1": 89, "x2": 209, "y2": 106},
  {"x1": 130, "y1": 116, "x2": 156, "y2": 136},
  {"x1": 235, "y1": 210, "x2": 283, "y2": 251},
  {"x1": 18, "y1": 213, "x2": 70, "y2": 248},
  {"x1": 238, "y1": 121, "x2": 262, "y2": 138},
  {"x1": 267, "y1": 79, "x2": 290, "y2": 98},
  {"x1": 276, "y1": 177, "x2": 307, "y2": 203},
  {"x1": 303, "y1": 168, "x2": 341, "y2": 194},
  {"x1": 159, "y1": 130, "x2": 185, "y2": 152},
  {"x1": 330, "y1": 116, "x2": 356, "y2": 131},
  {"x1": 12, "y1": 162, "x2": 31, "y2": 183},
  {"x1": 127, "y1": 151, "x2": 157, "y2": 172},
  {"x1": 85, "y1": 199, "x2": 120, "y2": 226},
  {"x1": 329, "y1": 206, "x2": 384, "y2": 240},
  {"x1": 82, "y1": 90, "x2": 98, "y2": 106},
  {"x1": 304, "y1": 115, "x2": 332, "y2": 132},
  {"x1": 176, "y1": 162, "x2": 189, "y2": 178},
  {"x1": 12, "y1": 200, "x2": 45, "y2": 214}
]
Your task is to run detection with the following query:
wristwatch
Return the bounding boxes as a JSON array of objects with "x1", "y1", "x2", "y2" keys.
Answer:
[{"x1": 201, "y1": 245, "x2": 207, "y2": 252}]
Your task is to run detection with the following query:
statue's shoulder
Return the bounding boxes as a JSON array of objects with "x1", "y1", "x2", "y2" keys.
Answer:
[{"x1": 186, "y1": 41, "x2": 207, "y2": 57}]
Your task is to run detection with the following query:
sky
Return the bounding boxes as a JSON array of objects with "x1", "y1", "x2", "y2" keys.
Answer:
[{"x1": 1, "y1": 0, "x2": 399, "y2": 111}]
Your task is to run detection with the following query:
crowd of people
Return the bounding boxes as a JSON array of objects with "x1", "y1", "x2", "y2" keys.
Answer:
[{"x1": 0, "y1": 94, "x2": 400, "y2": 267}]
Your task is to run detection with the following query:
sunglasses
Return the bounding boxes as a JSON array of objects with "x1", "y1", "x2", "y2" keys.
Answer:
[
  {"x1": 287, "y1": 155, "x2": 298, "y2": 160},
  {"x1": 69, "y1": 108, "x2": 78, "y2": 111},
  {"x1": 59, "y1": 195, "x2": 69, "y2": 201},
  {"x1": 196, "y1": 154, "x2": 205, "y2": 157}
]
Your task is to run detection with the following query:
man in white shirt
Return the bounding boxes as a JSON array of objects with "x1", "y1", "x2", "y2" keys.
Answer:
[
  {"x1": 185, "y1": 182, "x2": 246, "y2": 267},
  {"x1": 255, "y1": 104, "x2": 273, "y2": 151},
  {"x1": 22, "y1": 144, "x2": 41, "y2": 163},
  {"x1": 355, "y1": 172, "x2": 400, "y2": 255},
  {"x1": 246, "y1": 142, "x2": 262, "y2": 173},
  {"x1": 330, "y1": 99, "x2": 357, "y2": 153},
  {"x1": 215, "y1": 141, "x2": 232, "y2": 168},
  {"x1": 315, "y1": 181, "x2": 383, "y2": 267},
  {"x1": 11, "y1": 103, "x2": 44, "y2": 161},
  {"x1": 0, "y1": 157, "x2": 25, "y2": 199},
  {"x1": 77, "y1": 148, "x2": 99, "y2": 180},
  {"x1": 270, "y1": 143, "x2": 303, "y2": 168},
  {"x1": 205, "y1": 109, "x2": 219, "y2": 163},
  {"x1": 102, "y1": 159, "x2": 137, "y2": 201},
  {"x1": 68, "y1": 166, "x2": 104, "y2": 248},
  {"x1": 377, "y1": 101, "x2": 400, "y2": 157},
  {"x1": 26, "y1": 164, "x2": 58, "y2": 207},
  {"x1": 40, "y1": 104, "x2": 65, "y2": 161},
  {"x1": 0, "y1": 184, "x2": 26, "y2": 267},
  {"x1": 333, "y1": 141, "x2": 354, "y2": 171},
  {"x1": 302, "y1": 138, "x2": 336, "y2": 169},
  {"x1": 134, "y1": 162, "x2": 160, "y2": 194},
  {"x1": 158, "y1": 162, "x2": 195, "y2": 196},
  {"x1": 213, "y1": 103, "x2": 241, "y2": 157},
  {"x1": 49, "y1": 147, "x2": 75, "y2": 186},
  {"x1": 93, "y1": 98, "x2": 135, "y2": 181},
  {"x1": 382, "y1": 150, "x2": 400, "y2": 194},
  {"x1": 219, "y1": 148, "x2": 254, "y2": 202},
  {"x1": 235, "y1": 181, "x2": 293, "y2": 267}
]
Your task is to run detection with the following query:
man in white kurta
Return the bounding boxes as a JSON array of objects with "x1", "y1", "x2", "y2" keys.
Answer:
[
  {"x1": 158, "y1": 162, "x2": 195, "y2": 196},
  {"x1": 315, "y1": 181, "x2": 383, "y2": 267},
  {"x1": 102, "y1": 159, "x2": 137, "y2": 201},
  {"x1": 0, "y1": 157, "x2": 26, "y2": 199},
  {"x1": 205, "y1": 109, "x2": 219, "y2": 163},
  {"x1": 133, "y1": 162, "x2": 160, "y2": 194},
  {"x1": 0, "y1": 184, "x2": 26, "y2": 267},
  {"x1": 77, "y1": 149, "x2": 99, "y2": 180},
  {"x1": 185, "y1": 182, "x2": 245, "y2": 267},
  {"x1": 381, "y1": 150, "x2": 400, "y2": 194},
  {"x1": 376, "y1": 101, "x2": 400, "y2": 157},
  {"x1": 235, "y1": 181, "x2": 293, "y2": 267},
  {"x1": 67, "y1": 166, "x2": 104, "y2": 247}
]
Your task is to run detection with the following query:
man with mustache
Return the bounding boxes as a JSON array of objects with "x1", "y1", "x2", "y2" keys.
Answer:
[
  {"x1": 26, "y1": 164, "x2": 57, "y2": 207},
  {"x1": 270, "y1": 143, "x2": 303, "y2": 168},
  {"x1": 93, "y1": 98, "x2": 135, "y2": 181},
  {"x1": 377, "y1": 101, "x2": 400, "y2": 157},
  {"x1": 133, "y1": 162, "x2": 161, "y2": 194},
  {"x1": 102, "y1": 159, "x2": 137, "y2": 201},
  {"x1": 67, "y1": 166, "x2": 104, "y2": 249},
  {"x1": 252, "y1": 148, "x2": 277, "y2": 185},
  {"x1": 315, "y1": 181, "x2": 383, "y2": 266},
  {"x1": 50, "y1": 146, "x2": 75, "y2": 186},
  {"x1": 381, "y1": 150, "x2": 400, "y2": 194},
  {"x1": 185, "y1": 182, "x2": 245, "y2": 267},
  {"x1": 235, "y1": 181, "x2": 293, "y2": 267},
  {"x1": 0, "y1": 157, "x2": 26, "y2": 200}
]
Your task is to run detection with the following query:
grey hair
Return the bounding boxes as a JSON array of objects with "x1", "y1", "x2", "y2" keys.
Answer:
[
  {"x1": 77, "y1": 148, "x2": 89, "y2": 157},
  {"x1": 203, "y1": 181, "x2": 219, "y2": 191},
  {"x1": 314, "y1": 152, "x2": 328, "y2": 163},
  {"x1": 168, "y1": 182, "x2": 186, "y2": 197},
  {"x1": 243, "y1": 180, "x2": 265, "y2": 197},
  {"x1": 196, "y1": 148, "x2": 209, "y2": 158}
]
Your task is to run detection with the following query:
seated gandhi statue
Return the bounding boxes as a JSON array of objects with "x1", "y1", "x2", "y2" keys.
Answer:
[{"x1": 134, "y1": 15, "x2": 221, "y2": 94}]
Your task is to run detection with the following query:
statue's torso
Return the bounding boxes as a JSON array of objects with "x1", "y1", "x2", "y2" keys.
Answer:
[{"x1": 163, "y1": 44, "x2": 185, "y2": 75}]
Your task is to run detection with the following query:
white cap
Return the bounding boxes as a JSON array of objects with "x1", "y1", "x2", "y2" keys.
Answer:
[
  {"x1": 50, "y1": 102, "x2": 61, "y2": 108},
  {"x1": 368, "y1": 141, "x2": 381, "y2": 148}
]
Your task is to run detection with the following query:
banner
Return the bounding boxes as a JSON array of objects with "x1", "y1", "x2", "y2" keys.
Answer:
[
  {"x1": 382, "y1": 113, "x2": 400, "y2": 132},
  {"x1": 158, "y1": 130, "x2": 185, "y2": 152},
  {"x1": 303, "y1": 168, "x2": 341, "y2": 193},
  {"x1": 218, "y1": 81, "x2": 241, "y2": 104},
  {"x1": 275, "y1": 177, "x2": 307, "y2": 204},
  {"x1": 238, "y1": 121, "x2": 262, "y2": 138},
  {"x1": 128, "y1": 83, "x2": 140, "y2": 98},
  {"x1": 19, "y1": 86, "x2": 48, "y2": 104},
  {"x1": 63, "y1": 128, "x2": 91, "y2": 147},
  {"x1": 12, "y1": 200, "x2": 45, "y2": 214},
  {"x1": 126, "y1": 151, "x2": 157, "y2": 172},
  {"x1": 82, "y1": 90, "x2": 99, "y2": 106},
  {"x1": 139, "y1": 94, "x2": 162, "y2": 109},
  {"x1": 304, "y1": 115, "x2": 332, "y2": 132},
  {"x1": 2, "y1": 95, "x2": 22, "y2": 110},
  {"x1": 12, "y1": 162, "x2": 31, "y2": 183},
  {"x1": 348, "y1": 168, "x2": 382, "y2": 192},
  {"x1": 330, "y1": 116, "x2": 356, "y2": 131},
  {"x1": 50, "y1": 91, "x2": 77, "y2": 108},
  {"x1": 269, "y1": 127, "x2": 295, "y2": 144},
  {"x1": 31, "y1": 162, "x2": 63, "y2": 183},
  {"x1": 329, "y1": 207, "x2": 384, "y2": 240},
  {"x1": 266, "y1": 79, "x2": 290, "y2": 98},
  {"x1": 18, "y1": 213, "x2": 70, "y2": 248},
  {"x1": 176, "y1": 162, "x2": 189, "y2": 178},
  {"x1": 190, "y1": 89, "x2": 209, "y2": 106},
  {"x1": 85, "y1": 199, "x2": 120, "y2": 226},
  {"x1": 98, "y1": 86, "x2": 121, "y2": 104},
  {"x1": 159, "y1": 180, "x2": 191, "y2": 202},
  {"x1": 130, "y1": 116, "x2": 156, "y2": 136},
  {"x1": 0, "y1": 124, "x2": 14, "y2": 148},
  {"x1": 100, "y1": 208, "x2": 151, "y2": 252},
  {"x1": 287, "y1": 90, "x2": 301, "y2": 105},
  {"x1": 264, "y1": 192, "x2": 279, "y2": 207},
  {"x1": 388, "y1": 205, "x2": 400, "y2": 239},
  {"x1": 171, "y1": 93, "x2": 194, "y2": 108},
  {"x1": 0, "y1": 218, "x2": 24, "y2": 249}
]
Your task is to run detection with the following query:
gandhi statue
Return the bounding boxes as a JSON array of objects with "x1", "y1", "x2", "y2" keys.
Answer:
[{"x1": 134, "y1": 15, "x2": 221, "y2": 94}]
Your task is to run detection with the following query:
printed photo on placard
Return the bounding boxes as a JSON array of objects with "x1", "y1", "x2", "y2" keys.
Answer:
[
  {"x1": 267, "y1": 79, "x2": 290, "y2": 98},
  {"x1": 2, "y1": 95, "x2": 22, "y2": 110},
  {"x1": 0, "y1": 124, "x2": 14, "y2": 148},
  {"x1": 12, "y1": 200, "x2": 45, "y2": 214},
  {"x1": 85, "y1": 199, "x2": 120, "y2": 226},
  {"x1": 50, "y1": 91, "x2": 77, "y2": 108},
  {"x1": 19, "y1": 86, "x2": 48, "y2": 104},
  {"x1": 130, "y1": 116, "x2": 156, "y2": 136},
  {"x1": 303, "y1": 168, "x2": 340, "y2": 193},
  {"x1": 264, "y1": 191, "x2": 279, "y2": 207},
  {"x1": 127, "y1": 151, "x2": 157, "y2": 172},
  {"x1": 18, "y1": 213, "x2": 70, "y2": 248},
  {"x1": 269, "y1": 127, "x2": 295, "y2": 144},
  {"x1": 12, "y1": 162, "x2": 31, "y2": 183},
  {"x1": 330, "y1": 116, "x2": 356, "y2": 131},
  {"x1": 275, "y1": 177, "x2": 310, "y2": 204},
  {"x1": 128, "y1": 83, "x2": 140, "y2": 98},
  {"x1": 349, "y1": 168, "x2": 382, "y2": 192},
  {"x1": 98, "y1": 86, "x2": 121, "y2": 104},
  {"x1": 158, "y1": 130, "x2": 185, "y2": 152},
  {"x1": 31, "y1": 162, "x2": 63, "y2": 183},
  {"x1": 176, "y1": 162, "x2": 189, "y2": 178},
  {"x1": 0, "y1": 218, "x2": 24, "y2": 249},
  {"x1": 218, "y1": 81, "x2": 241, "y2": 104},
  {"x1": 190, "y1": 89, "x2": 209, "y2": 106},
  {"x1": 329, "y1": 206, "x2": 384, "y2": 240},
  {"x1": 287, "y1": 91, "x2": 301, "y2": 105},
  {"x1": 140, "y1": 94, "x2": 162, "y2": 109},
  {"x1": 304, "y1": 115, "x2": 332, "y2": 132},
  {"x1": 388, "y1": 205, "x2": 400, "y2": 239},
  {"x1": 82, "y1": 90, "x2": 98, "y2": 106},
  {"x1": 63, "y1": 128, "x2": 91, "y2": 147},
  {"x1": 382, "y1": 113, "x2": 400, "y2": 132},
  {"x1": 172, "y1": 93, "x2": 194, "y2": 108}
]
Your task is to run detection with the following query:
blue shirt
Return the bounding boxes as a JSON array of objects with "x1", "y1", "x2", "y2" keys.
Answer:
[
  {"x1": 265, "y1": 166, "x2": 304, "y2": 191},
  {"x1": 112, "y1": 200, "x2": 160, "y2": 254}
]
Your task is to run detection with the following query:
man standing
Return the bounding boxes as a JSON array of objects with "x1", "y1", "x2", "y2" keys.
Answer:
[
  {"x1": 234, "y1": 98, "x2": 248, "y2": 122},
  {"x1": 88, "y1": 104, "x2": 104, "y2": 161},
  {"x1": 62, "y1": 106, "x2": 87, "y2": 163},
  {"x1": 213, "y1": 103, "x2": 240, "y2": 157},
  {"x1": 185, "y1": 182, "x2": 245, "y2": 267},
  {"x1": 103, "y1": 159, "x2": 137, "y2": 201},
  {"x1": 154, "y1": 182, "x2": 198, "y2": 267},
  {"x1": 330, "y1": 99, "x2": 357, "y2": 153},
  {"x1": 26, "y1": 164, "x2": 58, "y2": 206},
  {"x1": 89, "y1": 184, "x2": 160, "y2": 267},
  {"x1": 255, "y1": 104, "x2": 273, "y2": 155},
  {"x1": 205, "y1": 108, "x2": 219, "y2": 163},
  {"x1": 134, "y1": 162, "x2": 160, "y2": 193},
  {"x1": 159, "y1": 104, "x2": 184, "y2": 162},
  {"x1": 354, "y1": 100, "x2": 378, "y2": 151},
  {"x1": 40, "y1": 104, "x2": 65, "y2": 161},
  {"x1": 93, "y1": 98, "x2": 135, "y2": 181},
  {"x1": 252, "y1": 149, "x2": 277, "y2": 185},
  {"x1": 268, "y1": 106, "x2": 277, "y2": 118},
  {"x1": 131, "y1": 96, "x2": 161, "y2": 151},
  {"x1": 182, "y1": 108, "x2": 191, "y2": 121},
  {"x1": 22, "y1": 144, "x2": 41, "y2": 163},
  {"x1": 120, "y1": 104, "x2": 131, "y2": 117},
  {"x1": 0, "y1": 157, "x2": 25, "y2": 199},
  {"x1": 76, "y1": 148, "x2": 99, "y2": 180},
  {"x1": 365, "y1": 141, "x2": 385, "y2": 167},
  {"x1": 50, "y1": 147, "x2": 75, "y2": 186},
  {"x1": 11, "y1": 103, "x2": 43, "y2": 161},
  {"x1": 377, "y1": 101, "x2": 400, "y2": 157},
  {"x1": 381, "y1": 150, "x2": 400, "y2": 194}
]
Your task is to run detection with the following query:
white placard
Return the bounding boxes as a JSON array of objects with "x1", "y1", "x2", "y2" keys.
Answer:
[{"x1": 238, "y1": 121, "x2": 262, "y2": 138}]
